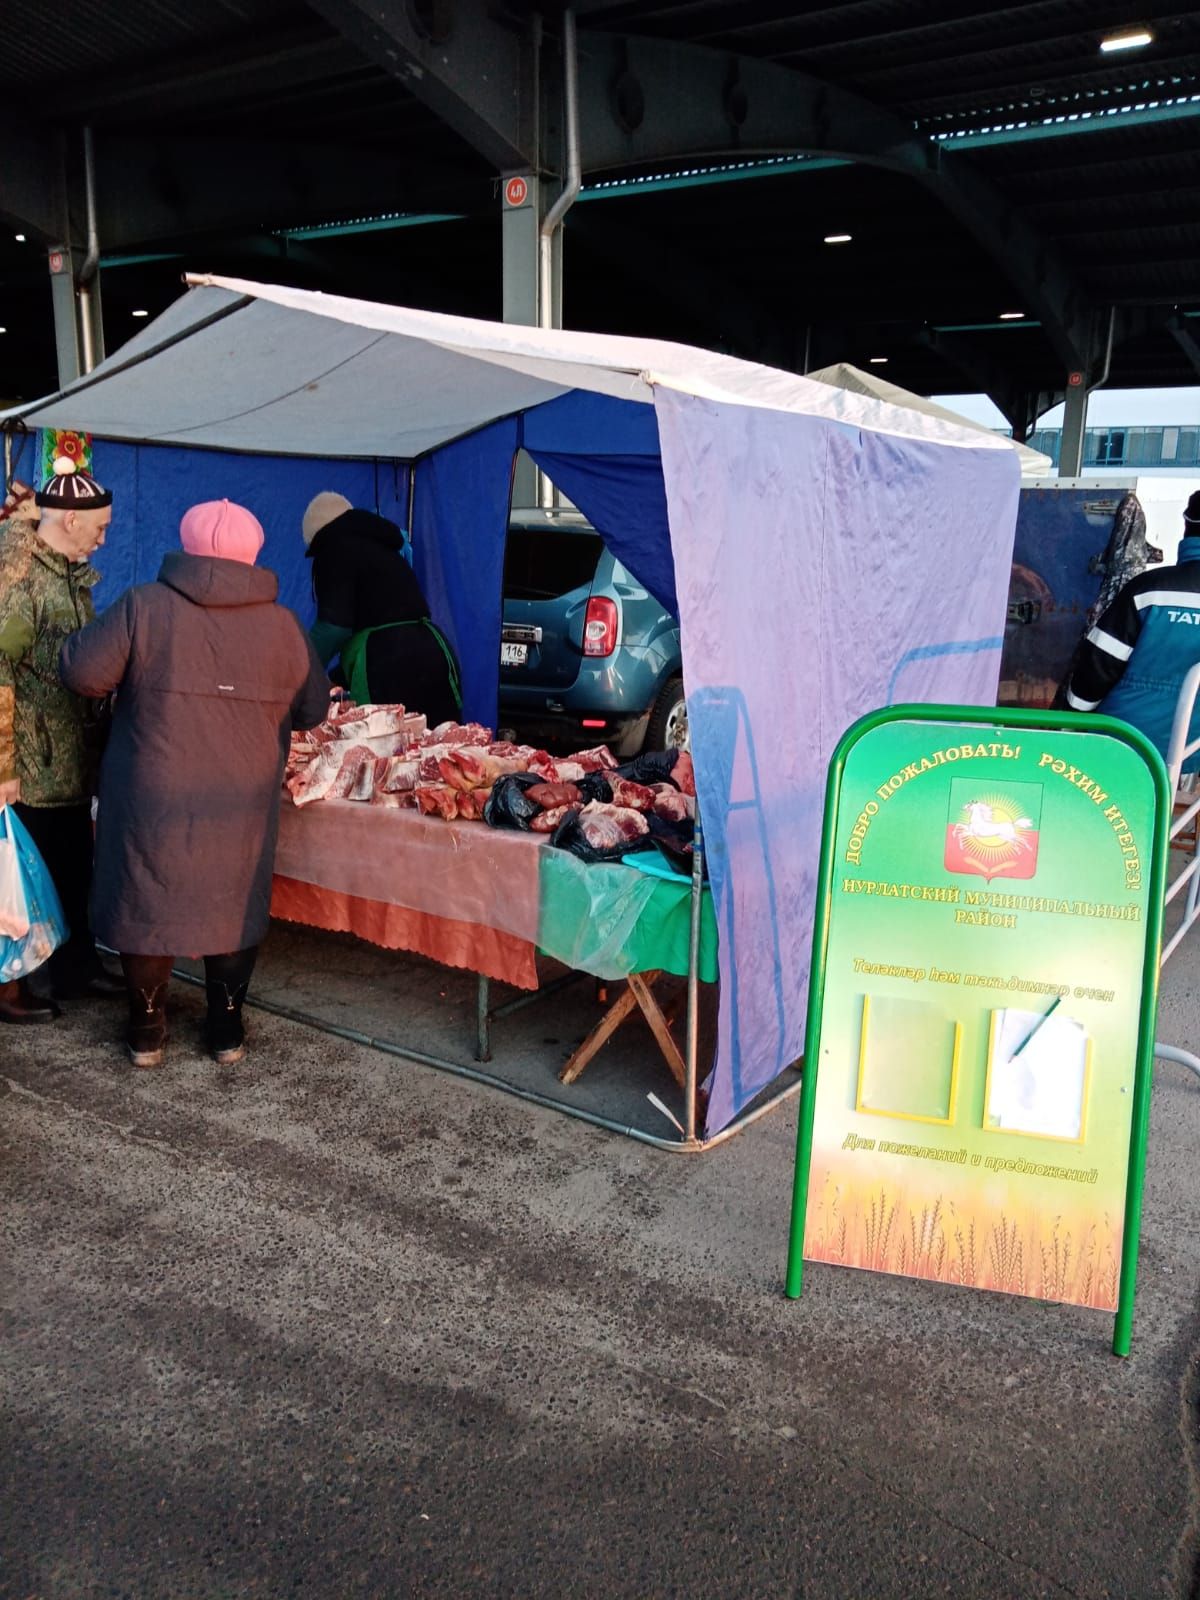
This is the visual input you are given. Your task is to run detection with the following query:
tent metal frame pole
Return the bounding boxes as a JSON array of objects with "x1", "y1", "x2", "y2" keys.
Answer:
[
  {"x1": 169, "y1": 967, "x2": 802, "y2": 1152},
  {"x1": 684, "y1": 797, "x2": 704, "y2": 1142}
]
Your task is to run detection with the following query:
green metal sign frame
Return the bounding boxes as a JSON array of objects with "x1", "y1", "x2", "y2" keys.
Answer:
[{"x1": 786, "y1": 704, "x2": 1171, "y2": 1357}]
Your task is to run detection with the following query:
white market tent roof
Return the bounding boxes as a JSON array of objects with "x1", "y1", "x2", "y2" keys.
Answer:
[
  {"x1": 2, "y1": 275, "x2": 1032, "y2": 465},
  {"x1": 805, "y1": 361, "x2": 1053, "y2": 476}
]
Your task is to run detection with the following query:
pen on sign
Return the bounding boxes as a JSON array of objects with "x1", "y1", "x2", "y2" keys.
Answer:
[{"x1": 1012, "y1": 994, "x2": 1062, "y2": 1058}]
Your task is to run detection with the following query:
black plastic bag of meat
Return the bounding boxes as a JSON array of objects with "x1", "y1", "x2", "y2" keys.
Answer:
[
  {"x1": 483, "y1": 772, "x2": 544, "y2": 830},
  {"x1": 550, "y1": 803, "x2": 655, "y2": 864},
  {"x1": 646, "y1": 815, "x2": 709, "y2": 881},
  {"x1": 578, "y1": 771, "x2": 613, "y2": 805},
  {"x1": 614, "y1": 749, "x2": 685, "y2": 789}
]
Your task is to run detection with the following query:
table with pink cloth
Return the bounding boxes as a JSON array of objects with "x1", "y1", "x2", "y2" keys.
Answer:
[{"x1": 271, "y1": 799, "x2": 546, "y2": 988}]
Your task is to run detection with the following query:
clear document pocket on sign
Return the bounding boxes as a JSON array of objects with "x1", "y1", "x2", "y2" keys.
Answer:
[{"x1": 855, "y1": 994, "x2": 962, "y2": 1125}]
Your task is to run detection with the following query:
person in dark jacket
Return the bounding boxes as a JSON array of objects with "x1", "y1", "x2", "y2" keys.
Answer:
[
  {"x1": 60, "y1": 500, "x2": 330, "y2": 1067},
  {"x1": 0, "y1": 459, "x2": 126, "y2": 1019},
  {"x1": 1059, "y1": 490, "x2": 1200, "y2": 770},
  {"x1": 302, "y1": 492, "x2": 461, "y2": 724}
]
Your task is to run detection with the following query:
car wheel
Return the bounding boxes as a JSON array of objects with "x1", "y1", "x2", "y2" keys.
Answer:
[{"x1": 644, "y1": 675, "x2": 689, "y2": 753}]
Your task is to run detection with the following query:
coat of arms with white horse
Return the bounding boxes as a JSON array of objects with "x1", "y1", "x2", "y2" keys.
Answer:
[{"x1": 943, "y1": 780, "x2": 1043, "y2": 882}]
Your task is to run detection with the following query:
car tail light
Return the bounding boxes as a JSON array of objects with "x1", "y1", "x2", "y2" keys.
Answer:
[{"x1": 583, "y1": 596, "x2": 619, "y2": 658}]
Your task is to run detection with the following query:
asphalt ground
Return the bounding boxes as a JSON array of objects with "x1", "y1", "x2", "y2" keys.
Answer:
[{"x1": 1, "y1": 928, "x2": 1198, "y2": 1600}]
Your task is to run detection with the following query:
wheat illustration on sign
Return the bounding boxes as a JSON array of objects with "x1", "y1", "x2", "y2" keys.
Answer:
[{"x1": 943, "y1": 781, "x2": 1043, "y2": 882}]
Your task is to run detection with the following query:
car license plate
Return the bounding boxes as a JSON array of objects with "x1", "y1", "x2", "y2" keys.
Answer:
[{"x1": 500, "y1": 642, "x2": 528, "y2": 667}]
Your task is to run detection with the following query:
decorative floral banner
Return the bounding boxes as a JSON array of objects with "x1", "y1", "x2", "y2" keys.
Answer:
[{"x1": 41, "y1": 429, "x2": 93, "y2": 478}]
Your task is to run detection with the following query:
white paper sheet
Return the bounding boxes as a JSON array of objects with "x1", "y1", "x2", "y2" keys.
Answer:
[{"x1": 987, "y1": 1008, "x2": 1089, "y2": 1140}]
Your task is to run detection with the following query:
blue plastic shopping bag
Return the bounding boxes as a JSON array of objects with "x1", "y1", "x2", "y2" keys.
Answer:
[{"x1": 0, "y1": 807, "x2": 67, "y2": 983}]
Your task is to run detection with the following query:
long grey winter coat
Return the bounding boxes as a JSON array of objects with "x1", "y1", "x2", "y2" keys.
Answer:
[{"x1": 60, "y1": 552, "x2": 329, "y2": 955}]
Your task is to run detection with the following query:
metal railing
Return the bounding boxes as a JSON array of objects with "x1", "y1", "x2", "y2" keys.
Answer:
[
  {"x1": 1161, "y1": 661, "x2": 1200, "y2": 964},
  {"x1": 1154, "y1": 664, "x2": 1200, "y2": 1082}
]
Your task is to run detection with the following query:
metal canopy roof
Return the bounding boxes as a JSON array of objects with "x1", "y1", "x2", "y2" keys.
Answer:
[{"x1": 2, "y1": 0, "x2": 1199, "y2": 413}]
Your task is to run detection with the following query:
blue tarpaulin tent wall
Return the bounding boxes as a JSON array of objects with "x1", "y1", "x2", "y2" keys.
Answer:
[
  {"x1": 67, "y1": 390, "x2": 675, "y2": 738},
  {"x1": 46, "y1": 435, "x2": 410, "y2": 625}
]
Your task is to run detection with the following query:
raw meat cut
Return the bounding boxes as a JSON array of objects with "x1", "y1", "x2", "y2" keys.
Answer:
[
  {"x1": 348, "y1": 760, "x2": 376, "y2": 802},
  {"x1": 417, "y1": 749, "x2": 453, "y2": 784},
  {"x1": 313, "y1": 705, "x2": 422, "y2": 744},
  {"x1": 439, "y1": 748, "x2": 530, "y2": 791},
  {"x1": 525, "y1": 750, "x2": 559, "y2": 782},
  {"x1": 568, "y1": 745, "x2": 618, "y2": 772},
  {"x1": 671, "y1": 751, "x2": 696, "y2": 797},
  {"x1": 526, "y1": 781, "x2": 582, "y2": 810},
  {"x1": 531, "y1": 804, "x2": 578, "y2": 833},
  {"x1": 374, "y1": 755, "x2": 419, "y2": 793},
  {"x1": 650, "y1": 783, "x2": 693, "y2": 822},
  {"x1": 422, "y1": 720, "x2": 493, "y2": 747},
  {"x1": 287, "y1": 699, "x2": 428, "y2": 806},
  {"x1": 289, "y1": 744, "x2": 350, "y2": 806},
  {"x1": 456, "y1": 787, "x2": 493, "y2": 822},
  {"x1": 415, "y1": 785, "x2": 461, "y2": 820},
  {"x1": 550, "y1": 760, "x2": 586, "y2": 784},
  {"x1": 574, "y1": 801, "x2": 649, "y2": 850},
  {"x1": 369, "y1": 789, "x2": 417, "y2": 808},
  {"x1": 607, "y1": 778, "x2": 655, "y2": 812},
  {"x1": 328, "y1": 746, "x2": 375, "y2": 801}
]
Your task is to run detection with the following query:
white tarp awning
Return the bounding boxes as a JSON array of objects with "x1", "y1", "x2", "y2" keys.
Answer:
[
  {"x1": 805, "y1": 360, "x2": 1053, "y2": 475},
  {"x1": 2, "y1": 274, "x2": 1030, "y2": 463}
]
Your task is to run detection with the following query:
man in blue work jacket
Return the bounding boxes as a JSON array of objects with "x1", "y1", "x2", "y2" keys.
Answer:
[{"x1": 1061, "y1": 490, "x2": 1200, "y2": 770}]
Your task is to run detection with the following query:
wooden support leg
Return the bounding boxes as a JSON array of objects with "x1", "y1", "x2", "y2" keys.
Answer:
[
  {"x1": 559, "y1": 969, "x2": 688, "y2": 1092},
  {"x1": 627, "y1": 972, "x2": 687, "y2": 1089},
  {"x1": 559, "y1": 982, "x2": 642, "y2": 1084}
]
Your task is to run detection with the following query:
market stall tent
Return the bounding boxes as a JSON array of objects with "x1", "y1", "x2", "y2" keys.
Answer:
[
  {"x1": 805, "y1": 361, "x2": 1054, "y2": 476},
  {"x1": 2, "y1": 276, "x2": 1023, "y2": 1134}
]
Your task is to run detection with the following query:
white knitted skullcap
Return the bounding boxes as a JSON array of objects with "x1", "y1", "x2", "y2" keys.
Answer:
[{"x1": 302, "y1": 491, "x2": 353, "y2": 548}]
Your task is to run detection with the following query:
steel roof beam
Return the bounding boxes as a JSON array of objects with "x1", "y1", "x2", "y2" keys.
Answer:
[
  {"x1": 303, "y1": 0, "x2": 539, "y2": 172},
  {"x1": 0, "y1": 127, "x2": 64, "y2": 242},
  {"x1": 577, "y1": 32, "x2": 1095, "y2": 370},
  {"x1": 286, "y1": 6, "x2": 1095, "y2": 369},
  {"x1": 1167, "y1": 313, "x2": 1200, "y2": 378},
  {"x1": 911, "y1": 326, "x2": 1057, "y2": 432}
]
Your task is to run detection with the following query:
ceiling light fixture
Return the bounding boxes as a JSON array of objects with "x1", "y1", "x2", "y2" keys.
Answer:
[
  {"x1": 131, "y1": 308, "x2": 150, "y2": 317},
  {"x1": 1099, "y1": 29, "x2": 1153, "y2": 52},
  {"x1": 999, "y1": 311, "x2": 1026, "y2": 320},
  {"x1": 869, "y1": 356, "x2": 888, "y2": 364},
  {"x1": 0, "y1": 327, "x2": 7, "y2": 334},
  {"x1": 13, "y1": 234, "x2": 25, "y2": 243},
  {"x1": 824, "y1": 232, "x2": 852, "y2": 244}
]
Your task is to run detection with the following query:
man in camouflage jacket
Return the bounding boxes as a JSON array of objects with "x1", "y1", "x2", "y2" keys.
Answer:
[{"x1": 0, "y1": 459, "x2": 124, "y2": 1015}]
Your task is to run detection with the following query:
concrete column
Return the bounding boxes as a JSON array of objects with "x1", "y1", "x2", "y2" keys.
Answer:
[
  {"x1": 502, "y1": 171, "x2": 542, "y2": 327},
  {"x1": 1058, "y1": 375, "x2": 1089, "y2": 478},
  {"x1": 47, "y1": 243, "x2": 82, "y2": 389},
  {"x1": 502, "y1": 172, "x2": 542, "y2": 507}
]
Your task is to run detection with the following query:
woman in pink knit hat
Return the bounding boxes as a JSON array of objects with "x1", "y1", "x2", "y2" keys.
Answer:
[{"x1": 60, "y1": 500, "x2": 329, "y2": 1067}]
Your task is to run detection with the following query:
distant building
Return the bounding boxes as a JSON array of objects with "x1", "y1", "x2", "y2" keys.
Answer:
[{"x1": 1023, "y1": 425, "x2": 1200, "y2": 470}]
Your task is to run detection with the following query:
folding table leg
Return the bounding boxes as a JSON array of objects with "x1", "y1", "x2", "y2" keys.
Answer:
[{"x1": 476, "y1": 975, "x2": 491, "y2": 1062}]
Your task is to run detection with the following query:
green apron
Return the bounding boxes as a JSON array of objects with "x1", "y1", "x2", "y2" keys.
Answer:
[{"x1": 339, "y1": 619, "x2": 462, "y2": 711}]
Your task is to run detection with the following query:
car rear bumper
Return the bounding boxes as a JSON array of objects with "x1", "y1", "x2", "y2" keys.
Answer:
[{"x1": 497, "y1": 706, "x2": 650, "y2": 759}]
